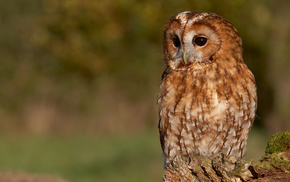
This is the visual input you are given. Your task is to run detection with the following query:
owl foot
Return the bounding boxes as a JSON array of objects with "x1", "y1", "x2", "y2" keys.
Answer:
[
  {"x1": 164, "y1": 155, "x2": 245, "y2": 182},
  {"x1": 212, "y1": 153, "x2": 237, "y2": 172}
]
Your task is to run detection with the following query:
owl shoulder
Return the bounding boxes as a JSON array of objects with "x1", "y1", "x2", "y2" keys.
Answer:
[{"x1": 161, "y1": 67, "x2": 172, "y2": 80}]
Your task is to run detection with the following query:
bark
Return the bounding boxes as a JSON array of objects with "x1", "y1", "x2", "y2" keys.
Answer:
[{"x1": 163, "y1": 132, "x2": 290, "y2": 182}]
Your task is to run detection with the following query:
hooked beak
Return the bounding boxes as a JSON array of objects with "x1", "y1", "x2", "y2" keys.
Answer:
[{"x1": 182, "y1": 52, "x2": 188, "y2": 64}]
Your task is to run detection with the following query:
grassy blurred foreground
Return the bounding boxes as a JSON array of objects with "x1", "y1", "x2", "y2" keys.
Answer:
[
  {"x1": 0, "y1": 131, "x2": 163, "y2": 182},
  {"x1": 0, "y1": 128, "x2": 266, "y2": 182}
]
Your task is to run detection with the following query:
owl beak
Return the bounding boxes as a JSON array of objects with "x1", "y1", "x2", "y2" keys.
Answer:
[{"x1": 182, "y1": 52, "x2": 188, "y2": 64}]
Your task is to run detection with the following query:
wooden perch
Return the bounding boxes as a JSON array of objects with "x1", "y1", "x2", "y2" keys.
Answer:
[{"x1": 163, "y1": 131, "x2": 290, "y2": 182}]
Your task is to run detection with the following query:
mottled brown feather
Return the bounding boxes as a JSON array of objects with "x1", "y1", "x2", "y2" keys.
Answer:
[{"x1": 158, "y1": 11, "x2": 257, "y2": 167}]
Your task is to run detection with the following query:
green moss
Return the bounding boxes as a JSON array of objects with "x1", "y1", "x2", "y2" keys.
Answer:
[
  {"x1": 265, "y1": 132, "x2": 290, "y2": 154},
  {"x1": 268, "y1": 152, "x2": 290, "y2": 170}
]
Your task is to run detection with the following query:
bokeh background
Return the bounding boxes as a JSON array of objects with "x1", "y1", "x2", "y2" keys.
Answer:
[{"x1": 0, "y1": 0, "x2": 289, "y2": 181}]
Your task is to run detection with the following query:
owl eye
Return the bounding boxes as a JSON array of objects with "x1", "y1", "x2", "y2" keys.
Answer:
[
  {"x1": 172, "y1": 36, "x2": 181, "y2": 48},
  {"x1": 194, "y1": 37, "x2": 207, "y2": 46}
]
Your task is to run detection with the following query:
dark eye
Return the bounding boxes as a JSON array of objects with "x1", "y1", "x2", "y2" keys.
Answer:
[
  {"x1": 194, "y1": 37, "x2": 207, "y2": 46},
  {"x1": 172, "y1": 36, "x2": 180, "y2": 48}
]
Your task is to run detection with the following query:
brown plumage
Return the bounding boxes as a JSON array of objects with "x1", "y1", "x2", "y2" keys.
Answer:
[{"x1": 158, "y1": 11, "x2": 257, "y2": 167}]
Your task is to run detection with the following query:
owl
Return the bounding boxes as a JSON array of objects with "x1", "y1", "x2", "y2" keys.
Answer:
[{"x1": 158, "y1": 11, "x2": 257, "y2": 168}]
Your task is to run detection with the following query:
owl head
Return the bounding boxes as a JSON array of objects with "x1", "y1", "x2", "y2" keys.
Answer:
[{"x1": 163, "y1": 11, "x2": 243, "y2": 70}]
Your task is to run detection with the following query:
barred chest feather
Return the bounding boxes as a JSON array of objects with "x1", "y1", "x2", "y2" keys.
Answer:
[{"x1": 158, "y1": 61, "x2": 257, "y2": 166}]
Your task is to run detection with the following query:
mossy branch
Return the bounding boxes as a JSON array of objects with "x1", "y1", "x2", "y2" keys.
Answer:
[{"x1": 163, "y1": 131, "x2": 290, "y2": 182}]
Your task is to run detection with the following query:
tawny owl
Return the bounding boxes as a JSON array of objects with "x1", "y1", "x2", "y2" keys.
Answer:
[{"x1": 158, "y1": 11, "x2": 257, "y2": 168}]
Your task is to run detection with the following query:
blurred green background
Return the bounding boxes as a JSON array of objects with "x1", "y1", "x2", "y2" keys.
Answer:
[{"x1": 0, "y1": 0, "x2": 289, "y2": 181}]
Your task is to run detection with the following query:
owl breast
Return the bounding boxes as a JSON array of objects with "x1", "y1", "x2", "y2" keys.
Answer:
[{"x1": 158, "y1": 61, "x2": 257, "y2": 166}]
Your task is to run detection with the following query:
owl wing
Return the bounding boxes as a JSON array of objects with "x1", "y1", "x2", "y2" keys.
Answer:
[
  {"x1": 161, "y1": 67, "x2": 172, "y2": 80},
  {"x1": 158, "y1": 119, "x2": 165, "y2": 152},
  {"x1": 158, "y1": 68, "x2": 170, "y2": 153}
]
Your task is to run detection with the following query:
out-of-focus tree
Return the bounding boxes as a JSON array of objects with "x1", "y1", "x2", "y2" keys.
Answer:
[
  {"x1": 0, "y1": 0, "x2": 289, "y2": 136},
  {"x1": 265, "y1": 0, "x2": 290, "y2": 134}
]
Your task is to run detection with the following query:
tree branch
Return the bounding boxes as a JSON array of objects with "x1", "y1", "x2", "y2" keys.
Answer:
[{"x1": 163, "y1": 132, "x2": 290, "y2": 182}]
